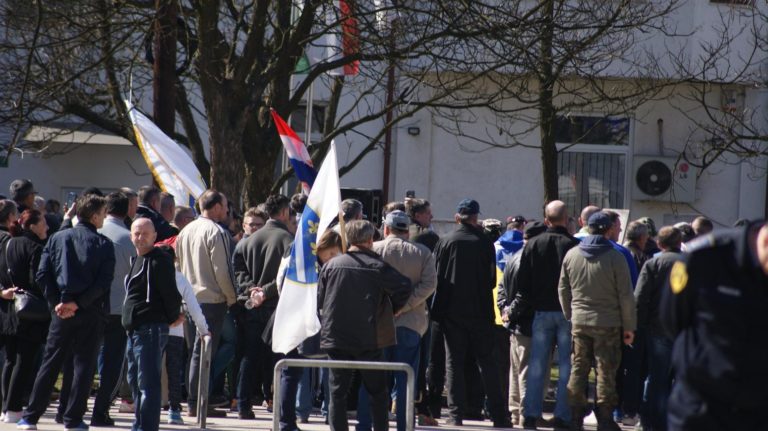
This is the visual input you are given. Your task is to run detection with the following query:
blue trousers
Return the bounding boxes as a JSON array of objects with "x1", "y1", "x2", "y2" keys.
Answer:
[
  {"x1": 523, "y1": 311, "x2": 571, "y2": 421},
  {"x1": 126, "y1": 323, "x2": 169, "y2": 431}
]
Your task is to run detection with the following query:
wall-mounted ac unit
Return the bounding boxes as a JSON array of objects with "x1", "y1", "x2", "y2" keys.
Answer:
[{"x1": 632, "y1": 156, "x2": 697, "y2": 203}]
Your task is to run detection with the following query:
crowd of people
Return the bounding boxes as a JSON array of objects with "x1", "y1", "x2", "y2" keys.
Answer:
[{"x1": 0, "y1": 176, "x2": 765, "y2": 431}]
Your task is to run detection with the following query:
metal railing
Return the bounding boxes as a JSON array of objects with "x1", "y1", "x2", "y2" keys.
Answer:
[
  {"x1": 196, "y1": 335, "x2": 213, "y2": 428},
  {"x1": 273, "y1": 358, "x2": 415, "y2": 431}
]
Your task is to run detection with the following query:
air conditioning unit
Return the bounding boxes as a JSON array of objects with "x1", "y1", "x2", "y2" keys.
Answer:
[{"x1": 632, "y1": 156, "x2": 697, "y2": 203}]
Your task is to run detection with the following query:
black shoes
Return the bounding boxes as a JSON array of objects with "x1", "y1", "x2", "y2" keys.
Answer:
[
  {"x1": 522, "y1": 416, "x2": 538, "y2": 430},
  {"x1": 90, "y1": 414, "x2": 115, "y2": 427},
  {"x1": 238, "y1": 410, "x2": 256, "y2": 420}
]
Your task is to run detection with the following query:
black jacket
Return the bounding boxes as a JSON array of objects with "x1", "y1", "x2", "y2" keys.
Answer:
[
  {"x1": 515, "y1": 226, "x2": 578, "y2": 313},
  {"x1": 233, "y1": 219, "x2": 293, "y2": 310},
  {"x1": 135, "y1": 205, "x2": 178, "y2": 242},
  {"x1": 431, "y1": 223, "x2": 496, "y2": 323},
  {"x1": 634, "y1": 249, "x2": 680, "y2": 337},
  {"x1": 0, "y1": 228, "x2": 13, "y2": 335},
  {"x1": 497, "y1": 250, "x2": 532, "y2": 336},
  {"x1": 660, "y1": 223, "x2": 768, "y2": 416},
  {"x1": 122, "y1": 247, "x2": 182, "y2": 331},
  {"x1": 36, "y1": 222, "x2": 115, "y2": 314},
  {"x1": 3, "y1": 231, "x2": 50, "y2": 338},
  {"x1": 318, "y1": 248, "x2": 411, "y2": 352}
]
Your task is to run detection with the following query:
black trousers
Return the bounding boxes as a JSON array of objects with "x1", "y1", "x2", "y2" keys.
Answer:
[
  {"x1": 23, "y1": 310, "x2": 104, "y2": 427},
  {"x1": 441, "y1": 318, "x2": 507, "y2": 423},
  {"x1": 327, "y1": 349, "x2": 388, "y2": 431},
  {"x1": 426, "y1": 320, "x2": 446, "y2": 418}
]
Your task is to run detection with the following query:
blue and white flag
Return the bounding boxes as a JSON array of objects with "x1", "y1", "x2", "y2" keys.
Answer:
[
  {"x1": 272, "y1": 142, "x2": 341, "y2": 354},
  {"x1": 126, "y1": 101, "x2": 206, "y2": 206}
]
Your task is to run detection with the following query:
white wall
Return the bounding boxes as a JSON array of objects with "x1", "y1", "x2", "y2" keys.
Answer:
[{"x1": 0, "y1": 143, "x2": 151, "y2": 204}]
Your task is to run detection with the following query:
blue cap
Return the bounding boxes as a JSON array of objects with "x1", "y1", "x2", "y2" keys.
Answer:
[
  {"x1": 588, "y1": 211, "x2": 612, "y2": 231},
  {"x1": 456, "y1": 198, "x2": 480, "y2": 215},
  {"x1": 384, "y1": 210, "x2": 410, "y2": 230}
]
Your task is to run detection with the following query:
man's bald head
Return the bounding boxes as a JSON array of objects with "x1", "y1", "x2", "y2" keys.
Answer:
[
  {"x1": 131, "y1": 218, "x2": 157, "y2": 255},
  {"x1": 544, "y1": 200, "x2": 568, "y2": 227},
  {"x1": 579, "y1": 205, "x2": 601, "y2": 227}
]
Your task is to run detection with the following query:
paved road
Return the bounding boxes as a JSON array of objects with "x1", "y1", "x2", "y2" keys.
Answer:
[{"x1": 1, "y1": 401, "x2": 638, "y2": 431}]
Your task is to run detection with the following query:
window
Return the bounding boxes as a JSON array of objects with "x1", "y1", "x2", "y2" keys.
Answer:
[{"x1": 556, "y1": 115, "x2": 631, "y2": 216}]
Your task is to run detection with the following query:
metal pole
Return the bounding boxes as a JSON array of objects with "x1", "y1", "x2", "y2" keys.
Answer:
[
  {"x1": 196, "y1": 335, "x2": 212, "y2": 428},
  {"x1": 272, "y1": 358, "x2": 415, "y2": 431}
]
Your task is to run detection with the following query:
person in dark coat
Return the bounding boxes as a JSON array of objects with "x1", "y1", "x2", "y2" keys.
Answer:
[
  {"x1": 135, "y1": 186, "x2": 177, "y2": 242},
  {"x1": 123, "y1": 218, "x2": 183, "y2": 431},
  {"x1": 318, "y1": 220, "x2": 411, "y2": 431},
  {"x1": 18, "y1": 194, "x2": 115, "y2": 431},
  {"x1": 232, "y1": 194, "x2": 293, "y2": 419},
  {"x1": 0, "y1": 200, "x2": 19, "y2": 352},
  {"x1": 431, "y1": 198, "x2": 512, "y2": 428},
  {"x1": 634, "y1": 226, "x2": 682, "y2": 431},
  {"x1": 514, "y1": 200, "x2": 579, "y2": 429},
  {"x1": 660, "y1": 221, "x2": 768, "y2": 431},
  {"x1": 497, "y1": 221, "x2": 547, "y2": 426},
  {"x1": 1, "y1": 206, "x2": 44, "y2": 424}
]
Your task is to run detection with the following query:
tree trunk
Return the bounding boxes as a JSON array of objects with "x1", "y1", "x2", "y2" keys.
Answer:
[
  {"x1": 242, "y1": 114, "x2": 281, "y2": 207},
  {"x1": 206, "y1": 91, "x2": 246, "y2": 206},
  {"x1": 539, "y1": 0, "x2": 558, "y2": 203},
  {"x1": 153, "y1": 0, "x2": 176, "y2": 135}
]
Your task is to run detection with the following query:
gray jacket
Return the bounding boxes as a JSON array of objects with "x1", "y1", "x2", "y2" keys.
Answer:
[
  {"x1": 99, "y1": 216, "x2": 136, "y2": 315},
  {"x1": 372, "y1": 235, "x2": 437, "y2": 335},
  {"x1": 559, "y1": 235, "x2": 636, "y2": 330}
]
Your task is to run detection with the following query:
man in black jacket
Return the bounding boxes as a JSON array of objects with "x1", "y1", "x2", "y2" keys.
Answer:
[
  {"x1": 431, "y1": 199, "x2": 512, "y2": 428},
  {"x1": 515, "y1": 200, "x2": 578, "y2": 430},
  {"x1": 318, "y1": 220, "x2": 411, "y2": 431},
  {"x1": 19, "y1": 194, "x2": 115, "y2": 431},
  {"x1": 497, "y1": 221, "x2": 547, "y2": 426},
  {"x1": 233, "y1": 194, "x2": 293, "y2": 419},
  {"x1": 135, "y1": 186, "x2": 177, "y2": 241},
  {"x1": 634, "y1": 226, "x2": 681, "y2": 431},
  {"x1": 660, "y1": 221, "x2": 768, "y2": 431},
  {"x1": 122, "y1": 218, "x2": 183, "y2": 431}
]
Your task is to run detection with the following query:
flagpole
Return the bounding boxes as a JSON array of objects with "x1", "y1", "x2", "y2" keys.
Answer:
[{"x1": 337, "y1": 210, "x2": 347, "y2": 253}]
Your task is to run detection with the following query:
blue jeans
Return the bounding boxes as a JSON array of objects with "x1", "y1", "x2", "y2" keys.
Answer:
[
  {"x1": 296, "y1": 368, "x2": 313, "y2": 420},
  {"x1": 126, "y1": 323, "x2": 169, "y2": 431},
  {"x1": 641, "y1": 335, "x2": 673, "y2": 431},
  {"x1": 357, "y1": 327, "x2": 421, "y2": 431},
  {"x1": 523, "y1": 311, "x2": 571, "y2": 421}
]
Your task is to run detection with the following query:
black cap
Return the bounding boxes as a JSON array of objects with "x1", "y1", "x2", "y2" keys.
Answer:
[
  {"x1": 456, "y1": 198, "x2": 480, "y2": 215},
  {"x1": 523, "y1": 221, "x2": 547, "y2": 239},
  {"x1": 9, "y1": 179, "x2": 35, "y2": 201},
  {"x1": 588, "y1": 211, "x2": 612, "y2": 231}
]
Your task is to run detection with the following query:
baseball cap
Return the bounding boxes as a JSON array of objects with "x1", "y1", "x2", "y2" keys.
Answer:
[
  {"x1": 9, "y1": 179, "x2": 36, "y2": 201},
  {"x1": 588, "y1": 211, "x2": 612, "y2": 231},
  {"x1": 384, "y1": 210, "x2": 410, "y2": 231},
  {"x1": 456, "y1": 198, "x2": 480, "y2": 215}
]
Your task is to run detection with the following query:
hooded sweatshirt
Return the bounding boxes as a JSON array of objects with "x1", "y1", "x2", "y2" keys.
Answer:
[
  {"x1": 122, "y1": 247, "x2": 182, "y2": 331},
  {"x1": 558, "y1": 234, "x2": 636, "y2": 329}
]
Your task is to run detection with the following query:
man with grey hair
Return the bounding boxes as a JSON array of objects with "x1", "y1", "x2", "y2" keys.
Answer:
[
  {"x1": 357, "y1": 211, "x2": 437, "y2": 431},
  {"x1": 432, "y1": 199, "x2": 513, "y2": 428},
  {"x1": 341, "y1": 198, "x2": 363, "y2": 222},
  {"x1": 318, "y1": 220, "x2": 411, "y2": 431},
  {"x1": 624, "y1": 220, "x2": 650, "y2": 273}
]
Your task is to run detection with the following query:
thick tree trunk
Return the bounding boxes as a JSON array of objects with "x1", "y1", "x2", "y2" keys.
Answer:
[{"x1": 206, "y1": 93, "x2": 246, "y2": 206}]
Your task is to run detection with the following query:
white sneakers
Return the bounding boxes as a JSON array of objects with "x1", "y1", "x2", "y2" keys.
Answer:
[{"x1": 3, "y1": 411, "x2": 22, "y2": 423}]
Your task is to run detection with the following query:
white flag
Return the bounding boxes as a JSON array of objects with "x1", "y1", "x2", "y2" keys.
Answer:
[
  {"x1": 125, "y1": 101, "x2": 206, "y2": 206},
  {"x1": 272, "y1": 142, "x2": 341, "y2": 354}
]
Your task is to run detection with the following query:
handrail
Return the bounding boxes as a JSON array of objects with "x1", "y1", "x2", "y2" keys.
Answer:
[{"x1": 273, "y1": 358, "x2": 415, "y2": 431}]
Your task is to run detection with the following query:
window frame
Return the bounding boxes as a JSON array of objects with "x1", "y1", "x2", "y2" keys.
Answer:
[{"x1": 555, "y1": 113, "x2": 634, "y2": 211}]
